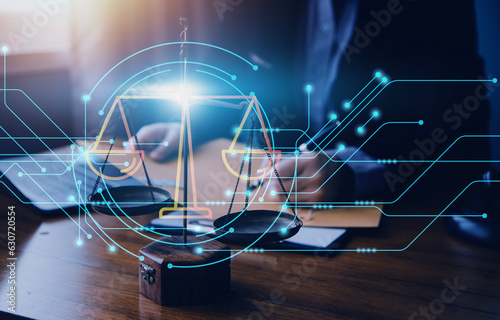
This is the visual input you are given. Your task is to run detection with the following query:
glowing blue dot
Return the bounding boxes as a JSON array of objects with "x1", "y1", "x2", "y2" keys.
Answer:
[
  {"x1": 306, "y1": 84, "x2": 312, "y2": 92},
  {"x1": 252, "y1": 65, "x2": 259, "y2": 71},
  {"x1": 98, "y1": 110, "x2": 104, "y2": 116},
  {"x1": 2, "y1": 46, "x2": 8, "y2": 53},
  {"x1": 87, "y1": 234, "x2": 92, "y2": 239},
  {"x1": 69, "y1": 195, "x2": 75, "y2": 201},
  {"x1": 77, "y1": 180, "x2": 82, "y2": 185},
  {"x1": 375, "y1": 72, "x2": 381, "y2": 77},
  {"x1": 330, "y1": 113, "x2": 337, "y2": 120},
  {"x1": 226, "y1": 190, "x2": 231, "y2": 196},
  {"x1": 382, "y1": 77, "x2": 388, "y2": 83},
  {"x1": 482, "y1": 213, "x2": 487, "y2": 219},
  {"x1": 493, "y1": 78, "x2": 498, "y2": 84},
  {"x1": 18, "y1": 172, "x2": 23, "y2": 177},
  {"x1": 41, "y1": 167, "x2": 47, "y2": 173},
  {"x1": 83, "y1": 95, "x2": 91, "y2": 101},
  {"x1": 163, "y1": 141, "x2": 169, "y2": 147},
  {"x1": 97, "y1": 188, "x2": 102, "y2": 193},
  {"x1": 339, "y1": 144, "x2": 345, "y2": 150},
  {"x1": 196, "y1": 247, "x2": 203, "y2": 253},
  {"x1": 344, "y1": 102, "x2": 350, "y2": 108},
  {"x1": 122, "y1": 141, "x2": 128, "y2": 147},
  {"x1": 249, "y1": 91, "x2": 255, "y2": 96},
  {"x1": 77, "y1": 240, "x2": 83, "y2": 246},
  {"x1": 139, "y1": 256, "x2": 145, "y2": 261},
  {"x1": 231, "y1": 75, "x2": 237, "y2": 81},
  {"x1": 419, "y1": 120, "x2": 424, "y2": 125},
  {"x1": 167, "y1": 263, "x2": 173, "y2": 269},
  {"x1": 294, "y1": 150, "x2": 300, "y2": 156},
  {"x1": 270, "y1": 190, "x2": 276, "y2": 196},
  {"x1": 281, "y1": 228, "x2": 287, "y2": 233},
  {"x1": 124, "y1": 162, "x2": 129, "y2": 167},
  {"x1": 373, "y1": 248, "x2": 377, "y2": 252},
  {"x1": 282, "y1": 204, "x2": 287, "y2": 210},
  {"x1": 110, "y1": 246, "x2": 116, "y2": 252},
  {"x1": 229, "y1": 227, "x2": 235, "y2": 233},
  {"x1": 70, "y1": 144, "x2": 76, "y2": 149},
  {"x1": 373, "y1": 111, "x2": 379, "y2": 117},
  {"x1": 259, "y1": 197, "x2": 264, "y2": 202},
  {"x1": 357, "y1": 127, "x2": 363, "y2": 133},
  {"x1": 109, "y1": 139, "x2": 114, "y2": 144}
]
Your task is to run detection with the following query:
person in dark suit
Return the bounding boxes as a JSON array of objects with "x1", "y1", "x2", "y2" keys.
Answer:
[{"x1": 110, "y1": 0, "x2": 490, "y2": 204}]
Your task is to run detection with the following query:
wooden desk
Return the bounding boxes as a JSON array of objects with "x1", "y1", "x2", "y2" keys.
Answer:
[{"x1": 0, "y1": 140, "x2": 499, "y2": 319}]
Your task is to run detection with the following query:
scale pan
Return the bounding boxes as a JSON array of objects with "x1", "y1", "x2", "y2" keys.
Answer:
[
  {"x1": 90, "y1": 186, "x2": 172, "y2": 216},
  {"x1": 213, "y1": 210, "x2": 303, "y2": 245}
]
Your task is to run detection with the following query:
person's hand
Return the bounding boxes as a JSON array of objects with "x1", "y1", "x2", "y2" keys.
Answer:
[
  {"x1": 264, "y1": 151, "x2": 354, "y2": 203},
  {"x1": 126, "y1": 122, "x2": 181, "y2": 161}
]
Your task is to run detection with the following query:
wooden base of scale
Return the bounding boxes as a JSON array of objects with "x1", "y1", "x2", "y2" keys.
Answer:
[{"x1": 138, "y1": 236, "x2": 231, "y2": 306}]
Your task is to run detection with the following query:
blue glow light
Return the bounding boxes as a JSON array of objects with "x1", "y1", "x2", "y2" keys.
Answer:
[
  {"x1": 77, "y1": 240, "x2": 83, "y2": 246},
  {"x1": 492, "y1": 78, "x2": 497, "y2": 84},
  {"x1": 83, "y1": 95, "x2": 91, "y2": 101},
  {"x1": 419, "y1": 120, "x2": 424, "y2": 125},
  {"x1": 373, "y1": 111, "x2": 379, "y2": 117},
  {"x1": 110, "y1": 246, "x2": 116, "y2": 252},
  {"x1": 344, "y1": 102, "x2": 350, "y2": 109},
  {"x1": 306, "y1": 84, "x2": 312, "y2": 92},
  {"x1": 2, "y1": 46, "x2": 8, "y2": 53}
]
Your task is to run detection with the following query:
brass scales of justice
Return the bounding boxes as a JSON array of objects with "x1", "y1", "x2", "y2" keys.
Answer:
[{"x1": 87, "y1": 18, "x2": 302, "y2": 305}]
